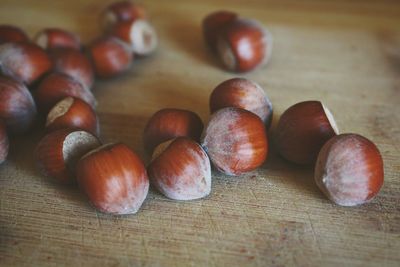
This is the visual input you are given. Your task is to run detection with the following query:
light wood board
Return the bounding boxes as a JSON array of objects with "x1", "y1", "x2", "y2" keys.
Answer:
[{"x1": 0, "y1": 0, "x2": 399, "y2": 266}]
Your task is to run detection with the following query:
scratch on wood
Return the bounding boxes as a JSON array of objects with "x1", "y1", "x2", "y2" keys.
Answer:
[
  {"x1": 95, "y1": 211, "x2": 102, "y2": 228},
  {"x1": 249, "y1": 188, "x2": 259, "y2": 201},
  {"x1": 307, "y1": 212, "x2": 322, "y2": 259}
]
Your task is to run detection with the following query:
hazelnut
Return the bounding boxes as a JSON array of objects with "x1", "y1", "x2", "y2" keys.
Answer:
[
  {"x1": 143, "y1": 108, "x2": 204, "y2": 153},
  {"x1": 315, "y1": 133, "x2": 384, "y2": 206},
  {"x1": 0, "y1": 120, "x2": 9, "y2": 164},
  {"x1": 35, "y1": 72, "x2": 96, "y2": 114},
  {"x1": 0, "y1": 42, "x2": 52, "y2": 85},
  {"x1": 77, "y1": 143, "x2": 149, "y2": 215},
  {"x1": 0, "y1": 75, "x2": 37, "y2": 134},
  {"x1": 35, "y1": 129, "x2": 101, "y2": 184},
  {"x1": 201, "y1": 107, "x2": 268, "y2": 176},
  {"x1": 46, "y1": 97, "x2": 99, "y2": 136},
  {"x1": 110, "y1": 19, "x2": 158, "y2": 56},
  {"x1": 101, "y1": 1, "x2": 147, "y2": 31},
  {"x1": 49, "y1": 48, "x2": 95, "y2": 89},
  {"x1": 0, "y1": 25, "x2": 29, "y2": 44},
  {"x1": 216, "y1": 18, "x2": 273, "y2": 72},
  {"x1": 275, "y1": 100, "x2": 338, "y2": 165},
  {"x1": 34, "y1": 28, "x2": 81, "y2": 51},
  {"x1": 202, "y1": 10, "x2": 238, "y2": 52},
  {"x1": 148, "y1": 138, "x2": 211, "y2": 200},
  {"x1": 210, "y1": 77, "x2": 273, "y2": 128},
  {"x1": 88, "y1": 36, "x2": 133, "y2": 78}
]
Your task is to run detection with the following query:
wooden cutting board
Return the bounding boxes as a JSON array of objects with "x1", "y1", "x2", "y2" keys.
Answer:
[{"x1": 0, "y1": 0, "x2": 399, "y2": 266}]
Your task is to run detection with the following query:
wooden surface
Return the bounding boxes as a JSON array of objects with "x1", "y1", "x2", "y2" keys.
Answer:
[{"x1": 1, "y1": 0, "x2": 400, "y2": 266}]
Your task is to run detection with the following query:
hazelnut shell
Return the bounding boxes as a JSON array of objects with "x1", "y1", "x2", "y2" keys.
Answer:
[
  {"x1": 35, "y1": 28, "x2": 81, "y2": 51},
  {"x1": 46, "y1": 97, "x2": 99, "y2": 136},
  {"x1": 49, "y1": 48, "x2": 94, "y2": 89},
  {"x1": 0, "y1": 75, "x2": 37, "y2": 134},
  {"x1": 143, "y1": 108, "x2": 204, "y2": 153},
  {"x1": 216, "y1": 18, "x2": 272, "y2": 72},
  {"x1": 275, "y1": 100, "x2": 338, "y2": 165},
  {"x1": 77, "y1": 143, "x2": 149, "y2": 215},
  {"x1": 0, "y1": 42, "x2": 52, "y2": 85},
  {"x1": 202, "y1": 10, "x2": 238, "y2": 52},
  {"x1": 148, "y1": 137, "x2": 212, "y2": 200},
  {"x1": 35, "y1": 72, "x2": 96, "y2": 114},
  {"x1": 35, "y1": 129, "x2": 101, "y2": 184},
  {"x1": 110, "y1": 19, "x2": 158, "y2": 56},
  {"x1": 88, "y1": 36, "x2": 133, "y2": 78},
  {"x1": 201, "y1": 107, "x2": 268, "y2": 176},
  {"x1": 101, "y1": 1, "x2": 147, "y2": 30},
  {"x1": 210, "y1": 77, "x2": 273, "y2": 128},
  {"x1": 0, "y1": 25, "x2": 29, "y2": 44},
  {"x1": 315, "y1": 133, "x2": 384, "y2": 206}
]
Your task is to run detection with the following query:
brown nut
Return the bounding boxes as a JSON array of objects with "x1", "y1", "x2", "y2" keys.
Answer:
[
  {"x1": 35, "y1": 129, "x2": 101, "y2": 184},
  {"x1": 275, "y1": 100, "x2": 338, "y2": 165},
  {"x1": 77, "y1": 143, "x2": 149, "y2": 215},
  {"x1": 216, "y1": 18, "x2": 273, "y2": 72},
  {"x1": 0, "y1": 75, "x2": 37, "y2": 134},
  {"x1": 110, "y1": 19, "x2": 157, "y2": 56},
  {"x1": 88, "y1": 36, "x2": 133, "y2": 78},
  {"x1": 0, "y1": 25, "x2": 29, "y2": 44},
  {"x1": 143, "y1": 108, "x2": 204, "y2": 153},
  {"x1": 210, "y1": 77, "x2": 273, "y2": 128},
  {"x1": 49, "y1": 48, "x2": 95, "y2": 89},
  {"x1": 202, "y1": 10, "x2": 238, "y2": 52},
  {"x1": 35, "y1": 72, "x2": 96, "y2": 114},
  {"x1": 315, "y1": 133, "x2": 384, "y2": 206},
  {"x1": 201, "y1": 107, "x2": 268, "y2": 176},
  {"x1": 0, "y1": 42, "x2": 52, "y2": 85},
  {"x1": 101, "y1": 1, "x2": 147, "y2": 31},
  {"x1": 148, "y1": 137, "x2": 211, "y2": 200},
  {"x1": 34, "y1": 28, "x2": 81, "y2": 51},
  {"x1": 46, "y1": 97, "x2": 99, "y2": 136}
]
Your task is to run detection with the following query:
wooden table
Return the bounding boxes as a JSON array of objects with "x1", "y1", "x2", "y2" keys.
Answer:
[{"x1": 1, "y1": 0, "x2": 399, "y2": 266}]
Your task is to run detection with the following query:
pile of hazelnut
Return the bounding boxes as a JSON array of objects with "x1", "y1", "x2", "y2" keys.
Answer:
[
  {"x1": 0, "y1": 2, "x2": 384, "y2": 216},
  {"x1": 0, "y1": 1, "x2": 157, "y2": 214}
]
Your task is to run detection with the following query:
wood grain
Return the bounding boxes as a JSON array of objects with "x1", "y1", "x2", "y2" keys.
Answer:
[{"x1": 0, "y1": 0, "x2": 399, "y2": 266}]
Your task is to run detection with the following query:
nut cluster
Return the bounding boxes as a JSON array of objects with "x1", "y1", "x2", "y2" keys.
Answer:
[
  {"x1": 144, "y1": 79, "x2": 270, "y2": 200},
  {"x1": 144, "y1": 76, "x2": 384, "y2": 207},
  {"x1": 0, "y1": 1, "x2": 158, "y2": 215},
  {"x1": 90, "y1": 0, "x2": 158, "y2": 77},
  {"x1": 274, "y1": 101, "x2": 384, "y2": 206},
  {"x1": 0, "y1": 2, "x2": 385, "y2": 217}
]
